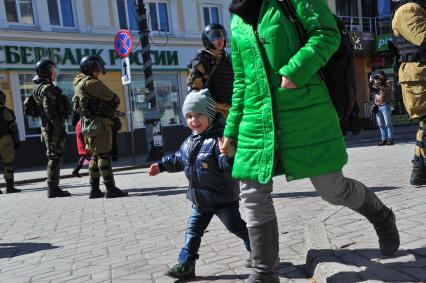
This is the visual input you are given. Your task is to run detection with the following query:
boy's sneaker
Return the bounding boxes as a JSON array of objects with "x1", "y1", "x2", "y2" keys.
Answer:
[
  {"x1": 165, "y1": 262, "x2": 195, "y2": 280},
  {"x1": 387, "y1": 138, "x2": 394, "y2": 145}
]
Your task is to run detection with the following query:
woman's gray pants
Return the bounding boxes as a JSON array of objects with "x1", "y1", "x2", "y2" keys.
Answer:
[
  {"x1": 241, "y1": 171, "x2": 368, "y2": 282},
  {"x1": 240, "y1": 171, "x2": 367, "y2": 227}
]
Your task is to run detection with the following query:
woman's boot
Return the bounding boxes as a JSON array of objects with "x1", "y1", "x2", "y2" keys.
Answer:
[
  {"x1": 247, "y1": 218, "x2": 280, "y2": 283},
  {"x1": 355, "y1": 189, "x2": 399, "y2": 256}
]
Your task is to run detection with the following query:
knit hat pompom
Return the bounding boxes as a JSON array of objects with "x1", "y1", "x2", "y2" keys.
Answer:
[{"x1": 182, "y1": 89, "x2": 216, "y2": 122}]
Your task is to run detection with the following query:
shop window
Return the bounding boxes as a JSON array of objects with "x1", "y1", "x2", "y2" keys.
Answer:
[
  {"x1": 4, "y1": 0, "x2": 34, "y2": 24},
  {"x1": 148, "y1": 2, "x2": 169, "y2": 32},
  {"x1": 131, "y1": 73, "x2": 181, "y2": 128},
  {"x1": 47, "y1": 0, "x2": 75, "y2": 27},
  {"x1": 19, "y1": 74, "x2": 74, "y2": 136},
  {"x1": 203, "y1": 6, "x2": 220, "y2": 26}
]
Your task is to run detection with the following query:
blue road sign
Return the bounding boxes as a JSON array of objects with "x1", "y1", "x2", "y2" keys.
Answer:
[{"x1": 114, "y1": 30, "x2": 133, "y2": 58}]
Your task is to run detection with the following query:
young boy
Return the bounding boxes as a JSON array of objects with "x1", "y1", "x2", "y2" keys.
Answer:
[{"x1": 148, "y1": 90, "x2": 250, "y2": 280}]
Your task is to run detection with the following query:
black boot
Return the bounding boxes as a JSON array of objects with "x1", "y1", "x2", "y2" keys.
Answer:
[
  {"x1": 247, "y1": 218, "x2": 280, "y2": 283},
  {"x1": 47, "y1": 181, "x2": 71, "y2": 198},
  {"x1": 410, "y1": 161, "x2": 426, "y2": 186},
  {"x1": 89, "y1": 178, "x2": 104, "y2": 199},
  {"x1": 5, "y1": 178, "x2": 21, "y2": 193},
  {"x1": 104, "y1": 180, "x2": 128, "y2": 198},
  {"x1": 355, "y1": 189, "x2": 399, "y2": 256},
  {"x1": 72, "y1": 165, "x2": 83, "y2": 178}
]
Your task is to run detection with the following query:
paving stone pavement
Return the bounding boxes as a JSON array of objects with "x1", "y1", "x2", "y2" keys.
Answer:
[{"x1": 0, "y1": 138, "x2": 425, "y2": 283}]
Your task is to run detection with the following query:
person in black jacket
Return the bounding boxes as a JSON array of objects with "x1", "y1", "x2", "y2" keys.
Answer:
[{"x1": 148, "y1": 90, "x2": 250, "y2": 280}]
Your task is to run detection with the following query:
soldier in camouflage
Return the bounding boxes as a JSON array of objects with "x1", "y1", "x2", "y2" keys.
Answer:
[
  {"x1": 0, "y1": 90, "x2": 21, "y2": 194},
  {"x1": 187, "y1": 24, "x2": 233, "y2": 118},
  {"x1": 73, "y1": 55, "x2": 128, "y2": 199},
  {"x1": 32, "y1": 59, "x2": 71, "y2": 198}
]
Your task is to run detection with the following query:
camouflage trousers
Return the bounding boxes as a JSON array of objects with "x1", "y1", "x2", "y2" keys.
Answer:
[
  {"x1": 89, "y1": 153, "x2": 115, "y2": 186},
  {"x1": 0, "y1": 134, "x2": 15, "y2": 184},
  {"x1": 42, "y1": 127, "x2": 66, "y2": 187}
]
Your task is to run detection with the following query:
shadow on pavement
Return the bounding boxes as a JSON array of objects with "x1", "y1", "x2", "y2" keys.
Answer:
[
  {"x1": 0, "y1": 242, "x2": 60, "y2": 258},
  {"x1": 308, "y1": 248, "x2": 426, "y2": 282},
  {"x1": 272, "y1": 186, "x2": 400, "y2": 199}
]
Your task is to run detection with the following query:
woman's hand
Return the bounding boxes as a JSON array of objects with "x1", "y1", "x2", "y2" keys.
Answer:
[
  {"x1": 281, "y1": 76, "x2": 297, "y2": 89},
  {"x1": 219, "y1": 137, "x2": 236, "y2": 158},
  {"x1": 148, "y1": 163, "x2": 160, "y2": 176}
]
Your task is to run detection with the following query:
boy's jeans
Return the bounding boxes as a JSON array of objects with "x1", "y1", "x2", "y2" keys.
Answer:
[
  {"x1": 376, "y1": 104, "x2": 394, "y2": 141},
  {"x1": 178, "y1": 203, "x2": 250, "y2": 264}
]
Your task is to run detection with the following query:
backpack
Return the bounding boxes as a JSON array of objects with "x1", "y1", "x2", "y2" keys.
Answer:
[
  {"x1": 23, "y1": 94, "x2": 41, "y2": 118},
  {"x1": 277, "y1": 0, "x2": 357, "y2": 121}
]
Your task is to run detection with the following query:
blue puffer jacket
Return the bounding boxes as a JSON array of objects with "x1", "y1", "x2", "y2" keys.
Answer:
[{"x1": 159, "y1": 117, "x2": 239, "y2": 211}]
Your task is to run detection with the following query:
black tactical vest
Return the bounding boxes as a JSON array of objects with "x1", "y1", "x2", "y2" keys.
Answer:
[
  {"x1": 207, "y1": 56, "x2": 234, "y2": 104},
  {"x1": 392, "y1": 36, "x2": 426, "y2": 63}
]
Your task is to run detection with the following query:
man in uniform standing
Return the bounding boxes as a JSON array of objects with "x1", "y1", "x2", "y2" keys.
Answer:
[
  {"x1": 73, "y1": 55, "x2": 128, "y2": 199},
  {"x1": 187, "y1": 24, "x2": 234, "y2": 117},
  {"x1": 0, "y1": 90, "x2": 21, "y2": 194},
  {"x1": 33, "y1": 59, "x2": 71, "y2": 198},
  {"x1": 392, "y1": 0, "x2": 426, "y2": 185}
]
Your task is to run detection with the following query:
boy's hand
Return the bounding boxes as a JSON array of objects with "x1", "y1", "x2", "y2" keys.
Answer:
[
  {"x1": 219, "y1": 137, "x2": 236, "y2": 158},
  {"x1": 148, "y1": 163, "x2": 160, "y2": 176}
]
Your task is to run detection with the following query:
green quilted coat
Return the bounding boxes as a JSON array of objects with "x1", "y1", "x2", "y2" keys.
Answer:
[{"x1": 224, "y1": 0, "x2": 348, "y2": 184}]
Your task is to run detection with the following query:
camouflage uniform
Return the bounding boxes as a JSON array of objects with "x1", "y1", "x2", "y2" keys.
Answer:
[
  {"x1": 73, "y1": 73, "x2": 126, "y2": 198},
  {"x1": 392, "y1": 1, "x2": 426, "y2": 184},
  {"x1": 187, "y1": 49, "x2": 234, "y2": 117},
  {"x1": 0, "y1": 97, "x2": 21, "y2": 194},
  {"x1": 32, "y1": 77, "x2": 69, "y2": 195}
]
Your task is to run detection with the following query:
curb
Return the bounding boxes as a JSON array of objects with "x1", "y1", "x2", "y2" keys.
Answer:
[
  {"x1": 304, "y1": 208, "x2": 363, "y2": 283},
  {"x1": 0, "y1": 162, "x2": 151, "y2": 187}
]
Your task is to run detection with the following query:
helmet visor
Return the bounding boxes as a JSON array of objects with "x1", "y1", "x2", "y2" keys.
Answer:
[{"x1": 207, "y1": 29, "x2": 226, "y2": 44}]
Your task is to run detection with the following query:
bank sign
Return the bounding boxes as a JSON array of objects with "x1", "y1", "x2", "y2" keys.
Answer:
[{"x1": 0, "y1": 41, "x2": 199, "y2": 70}]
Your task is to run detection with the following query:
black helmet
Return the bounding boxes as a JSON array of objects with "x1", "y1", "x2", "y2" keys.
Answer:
[
  {"x1": 0, "y1": 90, "x2": 5, "y2": 105},
  {"x1": 78, "y1": 55, "x2": 106, "y2": 76},
  {"x1": 35, "y1": 59, "x2": 56, "y2": 79},
  {"x1": 202, "y1": 24, "x2": 227, "y2": 49}
]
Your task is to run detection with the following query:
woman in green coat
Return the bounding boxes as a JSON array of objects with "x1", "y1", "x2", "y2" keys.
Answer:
[{"x1": 220, "y1": 1, "x2": 400, "y2": 282}]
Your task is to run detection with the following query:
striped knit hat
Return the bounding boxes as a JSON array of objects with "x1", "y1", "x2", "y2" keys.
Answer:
[{"x1": 182, "y1": 89, "x2": 216, "y2": 122}]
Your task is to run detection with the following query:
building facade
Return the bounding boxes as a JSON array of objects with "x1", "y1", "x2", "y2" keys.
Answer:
[
  {"x1": 329, "y1": 0, "x2": 403, "y2": 120},
  {"x1": 0, "y1": 0, "x2": 231, "y2": 167}
]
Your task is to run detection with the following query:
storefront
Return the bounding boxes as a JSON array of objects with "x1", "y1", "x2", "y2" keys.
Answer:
[{"x1": 0, "y1": 40, "x2": 197, "y2": 167}]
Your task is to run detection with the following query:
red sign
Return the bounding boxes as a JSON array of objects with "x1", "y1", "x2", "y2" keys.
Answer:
[{"x1": 114, "y1": 30, "x2": 133, "y2": 58}]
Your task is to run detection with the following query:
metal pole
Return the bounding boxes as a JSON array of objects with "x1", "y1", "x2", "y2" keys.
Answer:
[
  {"x1": 127, "y1": 84, "x2": 136, "y2": 164},
  {"x1": 135, "y1": 0, "x2": 164, "y2": 161}
]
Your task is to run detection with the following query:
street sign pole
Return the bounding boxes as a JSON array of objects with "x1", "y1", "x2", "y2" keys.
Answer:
[
  {"x1": 127, "y1": 84, "x2": 136, "y2": 164},
  {"x1": 114, "y1": 30, "x2": 135, "y2": 164}
]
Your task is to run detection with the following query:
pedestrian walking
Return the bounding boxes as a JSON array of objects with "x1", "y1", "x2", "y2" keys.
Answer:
[
  {"x1": 73, "y1": 55, "x2": 128, "y2": 199},
  {"x1": 187, "y1": 24, "x2": 233, "y2": 117},
  {"x1": 391, "y1": 0, "x2": 426, "y2": 185},
  {"x1": 220, "y1": 1, "x2": 400, "y2": 282},
  {"x1": 148, "y1": 90, "x2": 251, "y2": 281},
  {"x1": 72, "y1": 118, "x2": 90, "y2": 178},
  {"x1": 369, "y1": 71, "x2": 395, "y2": 146},
  {"x1": 0, "y1": 90, "x2": 21, "y2": 194},
  {"x1": 32, "y1": 59, "x2": 71, "y2": 198}
]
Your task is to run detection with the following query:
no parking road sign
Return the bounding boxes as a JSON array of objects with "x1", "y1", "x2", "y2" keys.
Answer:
[{"x1": 114, "y1": 30, "x2": 133, "y2": 58}]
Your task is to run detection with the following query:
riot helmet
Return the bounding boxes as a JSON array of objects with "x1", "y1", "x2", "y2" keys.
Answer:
[
  {"x1": 202, "y1": 24, "x2": 227, "y2": 50},
  {"x1": 35, "y1": 59, "x2": 56, "y2": 79},
  {"x1": 0, "y1": 90, "x2": 6, "y2": 105},
  {"x1": 78, "y1": 55, "x2": 106, "y2": 76}
]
